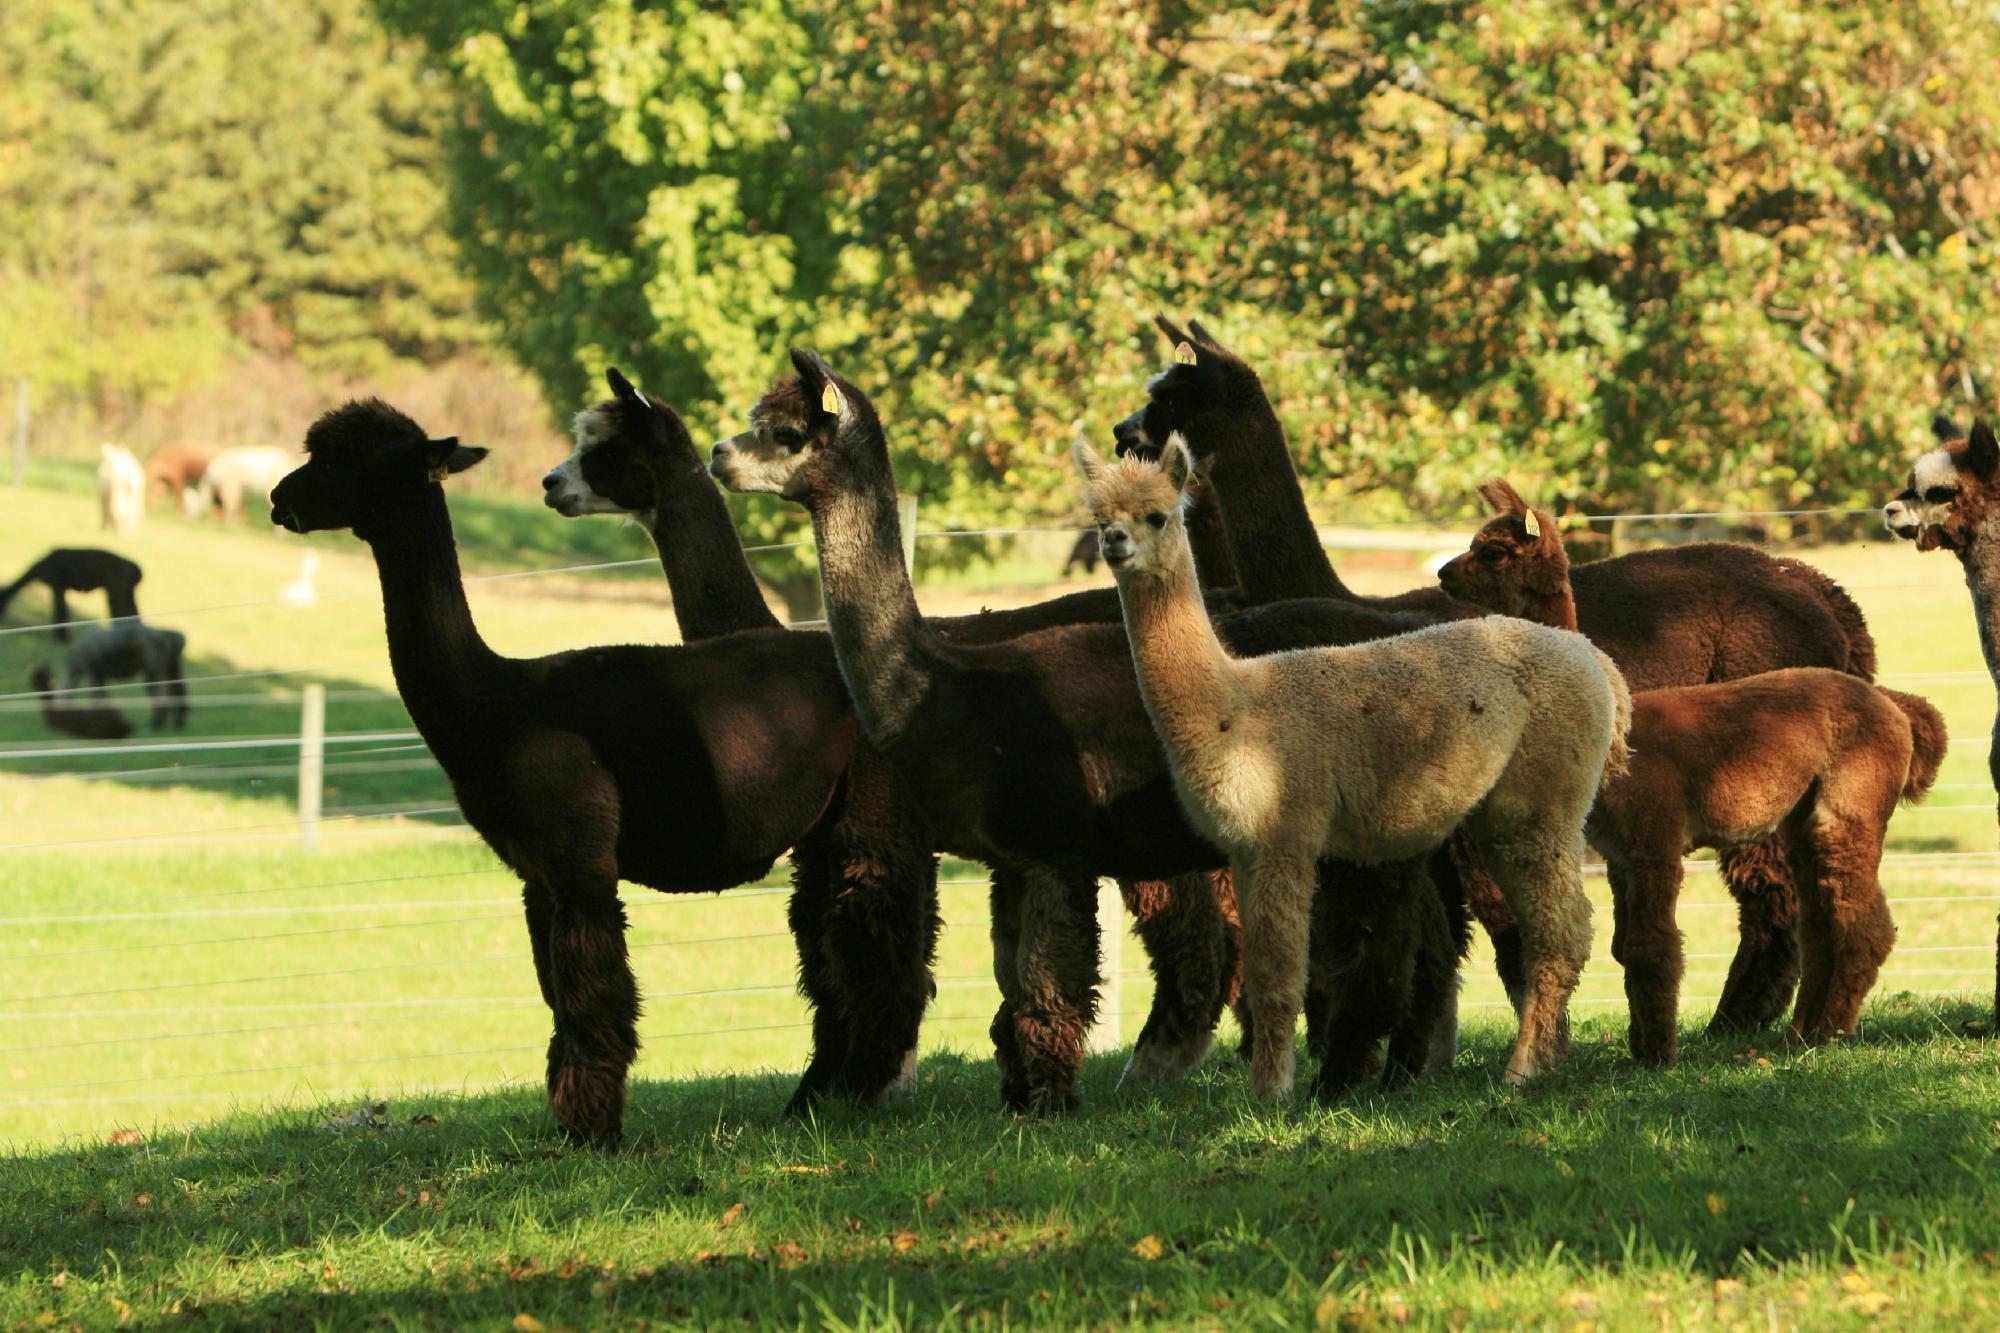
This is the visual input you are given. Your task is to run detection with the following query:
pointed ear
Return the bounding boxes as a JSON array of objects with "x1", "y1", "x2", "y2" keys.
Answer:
[
  {"x1": 1161, "y1": 433, "x2": 1195, "y2": 494},
  {"x1": 1071, "y1": 435, "x2": 1106, "y2": 484},
  {"x1": 790, "y1": 348, "x2": 845, "y2": 419},
  {"x1": 1969, "y1": 420, "x2": 1999, "y2": 479},
  {"x1": 1490, "y1": 478, "x2": 1532, "y2": 515},
  {"x1": 1475, "y1": 481, "x2": 1512, "y2": 515},
  {"x1": 606, "y1": 367, "x2": 642, "y2": 404},
  {"x1": 1186, "y1": 318, "x2": 1224, "y2": 351},
  {"x1": 1153, "y1": 313, "x2": 1192, "y2": 351},
  {"x1": 426, "y1": 436, "x2": 487, "y2": 474},
  {"x1": 1933, "y1": 413, "x2": 1967, "y2": 442}
]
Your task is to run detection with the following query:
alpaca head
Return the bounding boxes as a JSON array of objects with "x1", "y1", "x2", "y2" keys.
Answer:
[
  {"x1": 543, "y1": 368, "x2": 690, "y2": 518},
  {"x1": 1071, "y1": 433, "x2": 1195, "y2": 577},
  {"x1": 1111, "y1": 315, "x2": 1261, "y2": 470},
  {"x1": 709, "y1": 349, "x2": 883, "y2": 503},
  {"x1": 271, "y1": 399, "x2": 488, "y2": 537},
  {"x1": 1436, "y1": 479, "x2": 1569, "y2": 615},
  {"x1": 1883, "y1": 416, "x2": 1999, "y2": 554}
]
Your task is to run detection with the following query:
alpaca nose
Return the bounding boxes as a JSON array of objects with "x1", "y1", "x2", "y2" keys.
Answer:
[
  {"x1": 542, "y1": 470, "x2": 562, "y2": 493},
  {"x1": 1111, "y1": 412, "x2": 1150, "y2": 458}
]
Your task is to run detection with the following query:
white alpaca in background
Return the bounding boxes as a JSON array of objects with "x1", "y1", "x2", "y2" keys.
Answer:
[
  {"x1": 281, "y1": 552, "x2": 320, "y2": 608},
  {"x1": 97, "y1": 444, "x2": 144, "y2": 537},
  {"x1": 197, "y1": 445, "x2": 296, "y2": 523}
]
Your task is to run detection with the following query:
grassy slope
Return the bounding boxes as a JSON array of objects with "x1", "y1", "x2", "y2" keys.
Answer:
[{"x1": 3, "y1": 479, "x2": 1999, "y2": 1326}]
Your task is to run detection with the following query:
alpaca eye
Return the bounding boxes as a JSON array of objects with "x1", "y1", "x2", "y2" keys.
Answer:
[
  {"x1": 773, "y1": 426, "x2": 805, "y2": 451},
  {"x1": 1477, "y1": 546, "x2": 1504, "y2": 564},
  {"x1": 1924, "y1": 485, "x2": 1959, "y2": 503},
  {"x1": 1146, "y1": 512, "x2": 1167, "y2": 530}
]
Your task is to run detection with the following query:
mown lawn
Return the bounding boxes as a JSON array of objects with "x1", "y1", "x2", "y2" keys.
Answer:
[{"x1": 4, "y1": 477, "x2": 2000, "y2": 1325}]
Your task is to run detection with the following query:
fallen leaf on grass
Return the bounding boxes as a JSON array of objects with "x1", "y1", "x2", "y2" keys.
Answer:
[
  {"x1": 1713, "y1": 1278, "x2": 1747, "y2": 1302},
  {"x1": 772, "y1": 1241, "x2": 808, "y2": 1268},
  {"x1": 719, "y1": 1203, "x2": 746, "y2": 1228},
  {"x1": 511, "y1": 1316, "x2": 546, "y2": 1333},
  {"x1": 105, "y1": 1129, "x2": 143, "y2": 1147},
  {"x1": 1706, "y1": 1193, "x2": 1727, "y2": 1216},
  {"x1": 107, "y1": 1297, "x2": 132, "y2": 1324},
  {"x1": 1131, "y1": 1234, "x2": 1165, "y2": 1261},
  {"x1": 778, "y1": 1165, "x2": 831, "y2": 1177},
  {"x1": 892, "y1": 1230, "x2": 919, "y2": 1253},
  {"x1": 1314, "y1": 1293, "x2": 1341, "y2": 1327}
]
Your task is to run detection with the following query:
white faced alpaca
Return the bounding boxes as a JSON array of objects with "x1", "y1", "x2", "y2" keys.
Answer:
[
  {"x1": 1884, "y1": 416, "x2": 1999, "y2": 552},
  {"x1": 96, "y1": 444, "x2": 144, "y2": 538}
]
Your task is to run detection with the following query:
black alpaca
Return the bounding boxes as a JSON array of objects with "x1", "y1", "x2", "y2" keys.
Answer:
[
  {"x1": 270, "y1": 400, "x2": 938, "y2": 1146},
  {"x1": 712, "y1": 351, "x2": 1468, "y2": 1110},
  {"x1": 0, "y1": 548, "x2": 143, "y2": 642},
  {"x1": 1114, "y1": 315, "x2": 1880, "y2": 1034}
]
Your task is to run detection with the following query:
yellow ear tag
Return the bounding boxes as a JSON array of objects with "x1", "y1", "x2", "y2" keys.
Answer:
[
  {"x1": 1522, "y1": 509, "x2": 1540, "y2": 538},
  {"x1": 1173, "y1": 341, "x2": 1197, "y2": 366},
  {"x1": 821, "y1": 383, "x2": 843, "y2": 416},
  {"x1": 428, "y1": 464, "x2": 449, "y2": 484}
]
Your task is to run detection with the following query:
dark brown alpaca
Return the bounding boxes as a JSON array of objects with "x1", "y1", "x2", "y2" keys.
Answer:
[
  {"x1": 143, "y1": 442, "x2": 218, "y2": 509},
  {"x1": 1883, "y1": 414, "x2": 2000, "y2": 1032},
  {"x1": 1114, "y1": 317, "x2": 1880, "y2": 1035},
  {"x1": 0, "y1": 549, "x2": 143, "y2": 642},
  {"x1": 269, "y1": 399, "x2": 940, "y2": 1147},
  {"x1": 543, "y1": 368, "x2": 1244, "y2": 1088},
  {"x1": 27, "y1": 664, "x2": 134, "y2": 740},
  {"x1": 711, "y1": 350, "x2": 1474, "y2": 1109},
  {"x1": 1443, "y1": 483, "x2": 1946, "y2": 1063}
]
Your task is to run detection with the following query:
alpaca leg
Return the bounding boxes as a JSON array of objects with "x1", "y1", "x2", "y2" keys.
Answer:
[
  {"x1": 987, "y1": 867, "x2": 1031, "y2": 1110},
  {"x1": 1456, "y1": 831, "x2": 1525, "y2": 1010},
  {"x1": 1614, "y1": 857, "x2": 1686, "y2": 1067},
  {"x1": 537, "y1": 876, "x2": 639, "y2": 1148},
  {"x1": 50, "y1": 586, "x2": 69, "y2": 642},
  {"x1": 1117, "y1": 872, "x2": 1225, "y2": 1088},
  {"x1": 1307, "y1": 860, "x2": 1423, "y2": 1098},
  {"x1": 1010, "y1": 868, "x2": 1102, "y2": 1114},
  {"x1": 782, "y1": 829, "x2": 851, "y2": 1114},
  {"x1": 1387, "y1": 860, "x2": 1461, "y2": 1085},
  {"x1": 1708, "y1": 837, "x2": 1801, "y2": 1032},
  {"x1": 1796, "y1": 818, "x2": 1894, "y2": 1041},
  {"x1": 1478, "y1": 829, "x2": 1591, "y2": 1085},
  {"x1": 1236, "y1": 850, "x2": 1317, "y2": 1102}
]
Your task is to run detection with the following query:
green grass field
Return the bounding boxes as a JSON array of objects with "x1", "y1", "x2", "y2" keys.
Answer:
[{"x1": 3, "y1": 478, "x2": 1998, "y2": 1326}]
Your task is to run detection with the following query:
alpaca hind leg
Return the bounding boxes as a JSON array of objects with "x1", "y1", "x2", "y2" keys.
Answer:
[
  {"x1": 1708, "y1": 837, "x2": 1801, "y2": 1032},
  {"x1": 1308, "y1": 860, "x2": 1423, "y2": 1098},
  {"x1": 1455, "y1": 831, "x2": 1525, "y2": 1011},
  {"x1": 782, "y1": 830, "x2": 852, "y2": 1115},
  {"x1": 1797, "y1": 817, "x2": 1894, "y2": 1041},
  {"x1": 538, "y1": 877, "x2": 639, "y2": 1148},
  {"x1": 1011, "y1": 868, "x2": 1102, "y2": 1114},
  {"x1": 986, "y1": 867, "x2": 1031, "y2": 1110},
  {"x1": 1780, "y1": 815, "x2": 1836, "y2": 1043},
  {"x1": 1387, "y1": 859, "x2": 1460, "y2": 1085},
  {"x1": 820, "y1": 799, "x2": 940, "y2": 1104},
  {"x1": 1117, "y1": 872, "x2": 1224, "y2": 1089},
  {"x1": 1479, "y1": 830, "x2": 1591, "y2": 1085},
  {"x1": 1236, "y1": 850, "x2": 1317, "y2": 1102},
  {"x1": 1614, "y1": 858, "x2": 1686, "y2": 1067}
]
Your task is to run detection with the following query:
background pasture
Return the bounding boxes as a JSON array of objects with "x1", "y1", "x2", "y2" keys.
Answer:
[{"x1": 2, "y1": 476, "x2": 1997, "y2": 1325}]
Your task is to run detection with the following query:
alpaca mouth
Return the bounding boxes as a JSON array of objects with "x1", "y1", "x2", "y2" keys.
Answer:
[{"x1": 272, "y1": 507, "x2": 305, "y2": 534}]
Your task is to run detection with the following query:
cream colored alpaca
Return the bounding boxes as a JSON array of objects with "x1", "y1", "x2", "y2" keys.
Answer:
[{"x1": 1077, "y1": 437, "x2": 1631, "y2": 1097}]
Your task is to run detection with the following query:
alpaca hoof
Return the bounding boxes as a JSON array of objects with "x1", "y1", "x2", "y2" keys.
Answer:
[
  {"x1": 558, "y1": 1120, "x2": 623, "y2": 1151},
  {"x1": 1023, "y1": 1085, "x2": 1080, "y2": 1117},
  {"x1": 868, "y1": 1047, "x2": 920, "y2": 1105},
  {"x1": 1248, "y1": 1068, "x2": 1295, "y2": 1103},
  {"x1": 1117, "y1": 1031, "x2": 1214, "y2": 1090}
]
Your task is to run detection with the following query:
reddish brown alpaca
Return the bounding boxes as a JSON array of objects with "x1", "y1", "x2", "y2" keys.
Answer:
[
  {"x1": 1442, "y1": 483, "x2": 1946, "y2": 1063},
  {"x1": 1114, "y1": 317, "x2": 1879, "y2": 1035},
  {"x1": 143, "y1": 443, "x2": 218, "y2": 509}
]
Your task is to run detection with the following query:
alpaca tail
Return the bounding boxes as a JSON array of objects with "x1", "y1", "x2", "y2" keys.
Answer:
[
  {"x1": 1776, "y1": 557, "x2": 1879, "y2": 681},
  {"x1": 1592, "y1": 645, "x2": 1634, "y2": 786},
  {"x1": 1881, "y1": 688, "x2": 1948, "y2": 803}
]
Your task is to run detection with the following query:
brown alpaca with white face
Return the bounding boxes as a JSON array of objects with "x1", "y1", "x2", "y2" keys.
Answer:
[
  {"x1": 1083, "y1": 438, "x2": 1631, "y2": 1096},
  {"x1": 1443, "y1": 481, "x2": 1947, "y2": 1063},
  {"x1": 1882, "y1": 414, "x2": 2000, "y2": 1032},
  {"x1": 1116, "y1": 316, "x2": 1880, "y2": 1040}
]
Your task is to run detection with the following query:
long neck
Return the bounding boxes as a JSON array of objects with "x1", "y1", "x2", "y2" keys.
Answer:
[
  {"x1": 805, "y1": 468, "x2": 933, "y2": 743},
  {"x1": 641, "y1": 435, "x2": 782, "y2": 640},
  {"x1": 1207, "y1": 398, "x2": 1352, "y2": 603},
  {"x1": 1960, "y1": 520, "x2": 2000, "y2": 684},
  {"x1": 1115, "y1": 533, "x2": 1242, "y2": 771},
  {"x1": 361, "y1": 487, "x2": 505, "y2": 738},
  {"x1": 1521, "y1": 569, "x2": 1579, "y2": 631},
  {"x1": 1183, "y1": 480, "x2": 1241, "y2": 594}
]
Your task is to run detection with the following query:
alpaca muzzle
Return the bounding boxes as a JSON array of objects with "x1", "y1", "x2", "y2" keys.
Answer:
[{"x1": 1111, "y1": 411, "x2": 1152, "y2": 459}]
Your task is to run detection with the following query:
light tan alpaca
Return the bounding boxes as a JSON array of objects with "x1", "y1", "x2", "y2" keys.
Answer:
[{"x1": 1077, "y1": 436, "x2": 1632, "y2": 1096}]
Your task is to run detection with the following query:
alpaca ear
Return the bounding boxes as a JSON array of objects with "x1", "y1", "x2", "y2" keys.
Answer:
[
  {"x1": 789, "y1": 348, "x2": 845, "y2": 419},
  {"x1": 1933, "y1": 413, "x2": 1967, "y2": 442},
  {"x1": 1153, "y1": 313, "x2": 1192, "y2": 352},
  {"x1": 1475, "y1": 480, "x2": 1512, "y2": 515},
  {"x1": 426, "y1": 437, "x2": 488, "y2": 475},
  {"x1": 1969, "y1": 420, "x2": 1999, "y2": 479},
  {"x1": 1161, "y1": 432, "x2": 1195, "y2": 494},
  {"x1": 1186, "y1": 318, "x2": 1225, "y2": 352},
  {"x1": 1489, "y1": 478, "x2": 1532, "y2": 516},
  {"x1": 1071, "y1": 435, "x2": 1106, "y2": 483},
  {"x1": 606, "y1": 367, "x2": 642, "y2": 404}
]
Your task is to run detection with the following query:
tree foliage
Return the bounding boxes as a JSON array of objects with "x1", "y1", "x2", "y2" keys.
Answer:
[{"x1": 384, "y1": 0, "x2": 2000, "y2": 528}]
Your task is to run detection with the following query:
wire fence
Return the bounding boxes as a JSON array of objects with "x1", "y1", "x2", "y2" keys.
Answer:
[{"x1": 2, "y1": 502, "x2": 1995, "y2": 1149}]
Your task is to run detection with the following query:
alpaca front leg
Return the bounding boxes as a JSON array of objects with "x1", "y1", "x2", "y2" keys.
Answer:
[
  {"x1": 539, "y1": 879, "x2": 640, "y2": 1149},
  {"x1": 1613, "y1": 858, "x2": 1686, "y2": 1067},
  {"x1": 987, "y1": 866, "x2": 1031, "y2": 1109},
  {"x1": 1794, "y1": 819, "x2": 1895, "y2": 1041},
  {"x1": 1482, "y1": 834, "x2": 1591, "y2": 1085},
  {"x1": 1116, "y1": 872, "x2": 1224, "y2": 1089},
  {"x1": 1709, "y1": 837, "x2": 1801, "y2": 1032},
  {"x1": 1011, "y1": 869, "x2": 1102, "y2": 1114},
  {"x1": 1236, "y1": 852, "x2": 1316, "y2": 1102}
]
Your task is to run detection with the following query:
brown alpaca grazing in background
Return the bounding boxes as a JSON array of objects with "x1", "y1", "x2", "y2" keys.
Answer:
[
  {"x1": 27, "y1": 664, "x2": 134, "y2": 741},
  {"x1": 144, "y1": 442, "x2": 218, "y2": 510},
  {"x1": 1083, "y1": 439, "x2": 1628, "y2": 1095},
  {"x1": 542, "y1": 368, "x2": 1244, "y2": 1094},
  {"x1": 1443, "y1": 482, "x2": 1947, "y2": 1063},
  {"x1": 713, "y1": 351, "x2": 1470, "y2": 1110},
  {"x1": 1113, "y1": 316, "x2": 1879, "y2": 1037},
  {"x1": 1883, "y1": 414, "x2": 2000, "y2": 1033}
]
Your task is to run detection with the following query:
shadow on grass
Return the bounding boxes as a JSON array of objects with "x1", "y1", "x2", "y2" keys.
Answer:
[{"x1": 4, "y1": 1000, "x2": 1998, "y2": 1324}]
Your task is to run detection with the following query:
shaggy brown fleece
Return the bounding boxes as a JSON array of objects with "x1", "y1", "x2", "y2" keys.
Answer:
[{"x1": 28, "y1": 664, "x2": 134, "y2": 740}]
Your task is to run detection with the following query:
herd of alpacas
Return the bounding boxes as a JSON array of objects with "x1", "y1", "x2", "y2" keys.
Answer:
[{"x1": 254, "y1": 319, "x2": 1986, "y2": 1148}]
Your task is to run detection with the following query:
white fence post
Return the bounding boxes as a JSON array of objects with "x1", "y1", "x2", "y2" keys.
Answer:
[
  {"x1": 12, "y1": 381, "x2": 28, "y2": 487},
  {"x1": 1090, "y1": 879, "x2": 1123, "y2": 1053},
  {"x1": 899, "y1": 493, "x2": 919, "y2": 578},
  {"x1": 299, "y1": 684, "x2": 324, "y2": 852}
]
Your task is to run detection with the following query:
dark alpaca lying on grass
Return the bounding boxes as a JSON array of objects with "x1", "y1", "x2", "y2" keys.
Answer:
[
  {"x1": 544, "y1": 368, "x2": 1244, "y2": 1090},
  {"x1": 270, "y1": 399, "x2": 942, "y2": 1148},
  {"x1": 59, "y1": 621, "x2": 189, "y2": 731},
  {"x1": 27, "y1": 664, "x2": 134, "y2": 740},
  {"x1": 0, "y1": 548, "x2": 143, "y2": 643},
  {"x1": 1883, "y1": 414, "x2": 2000, "y2": 1035},
  {"x1": 1442, "y1": 481, "x2": 1946, "y2": 1064},
  {"x1": 711, "y1": 351, "x2": 1472, "y2": 1110},
  {"x1": 1113, "y1": 316, "x2": 1880, "y2": 1037}
]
